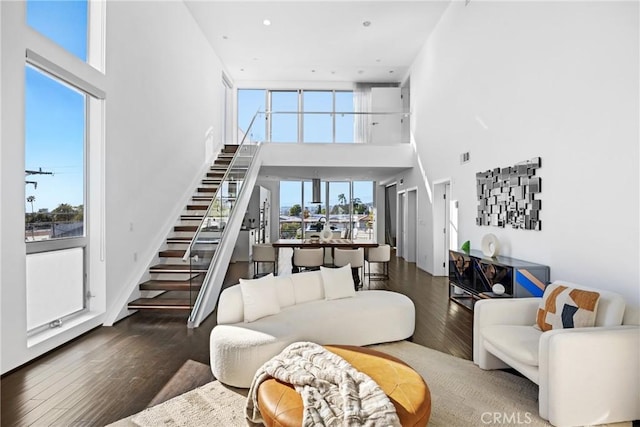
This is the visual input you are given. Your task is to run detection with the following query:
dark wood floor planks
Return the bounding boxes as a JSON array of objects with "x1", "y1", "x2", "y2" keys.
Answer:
[{"x1": 1, "y1": 253, "x2": 472, "y2": 426}]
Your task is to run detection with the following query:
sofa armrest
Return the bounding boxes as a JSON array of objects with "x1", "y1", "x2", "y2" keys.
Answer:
[
  {"x1": 538, "y1": 325, "x2": 640, "y2": 426},
  {"x1": 473, "y1": 298, "x2": 540, "y2": 364},
  {"x1": 217, "y1": 285, "x2": 244, "y2": 324}
]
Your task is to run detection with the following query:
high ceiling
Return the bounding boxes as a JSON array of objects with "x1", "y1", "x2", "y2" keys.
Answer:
[{"x1": 184, "y1": 0, "x2": 451, "y2": 84}]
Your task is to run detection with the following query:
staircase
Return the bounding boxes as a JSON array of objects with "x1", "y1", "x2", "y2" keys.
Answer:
[{"x1": 127, "y1": 144, "x2": 241, "y2": 311}]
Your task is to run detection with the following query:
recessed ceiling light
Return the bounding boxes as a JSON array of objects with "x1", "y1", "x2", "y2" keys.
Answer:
[
  {"x1": 240, "y1": 68, "x2": 245, "y2": 72},
  {"x1": 331, "y1": 71, "x2": 336, "y2": 74},
  {"x1": 222, "y1": 35, "x2": 228, "y2": 40},
  {"x1": 376, "y1": 59, "x2": 381, "y2": 63},
  {"x1": 358, "y1": 70, "x2": 364, "y2": 74},
  {"x1": 362, "y1": 21, "x2": 371, "y2": 27},
  {"x1": 389, "y1": 70, "x2": 394, "y2": 74},
  {"x1": 263, "y1": 19, "x2": 271, "y2": 26}
]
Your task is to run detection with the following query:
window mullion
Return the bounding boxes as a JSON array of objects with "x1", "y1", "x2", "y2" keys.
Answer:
[{"x1": 298, "y1": 90, "x2": 303, "y2": 144}]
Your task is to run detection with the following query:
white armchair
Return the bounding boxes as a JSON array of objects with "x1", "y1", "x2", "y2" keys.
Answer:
[{"x1": 474, "y1": 281, "x2": 640, "y2": 427}]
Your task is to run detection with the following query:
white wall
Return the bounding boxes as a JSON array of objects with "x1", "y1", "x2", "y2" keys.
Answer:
[
  {"x1": 401, "y1": 1, "x2": 640, "y2": 321},
  {"x1": 1, "y1": 0, "x2": 226, "y2": 372},
  {"x1": 104, "y1": 1, "x2": 226, "y2": 324}
]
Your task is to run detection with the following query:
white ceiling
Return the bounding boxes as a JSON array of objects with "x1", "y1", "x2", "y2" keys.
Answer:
[{"x1": 184, "y1": 0, "x2": 451, "y2": 84}]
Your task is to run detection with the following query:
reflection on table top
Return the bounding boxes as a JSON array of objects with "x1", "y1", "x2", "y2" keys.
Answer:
[{"x1": 271, "y1": 239, "x2": 378, "y2": 248}]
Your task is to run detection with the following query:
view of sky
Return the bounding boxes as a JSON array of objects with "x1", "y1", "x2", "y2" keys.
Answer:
[{"x1": 25, "y1": 0, "x2": 88, "y2": 213}]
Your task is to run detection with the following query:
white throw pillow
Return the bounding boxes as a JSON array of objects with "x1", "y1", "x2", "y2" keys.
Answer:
[
  {"x1": 239, "y1": 273, "x2": 281, "y2": 322},
  {"x1": 292, "y1": 271, "x2": 325, "y2": 303},
  {"x1": 320, "y1": 264, "x2": 356, "y2": 300}
]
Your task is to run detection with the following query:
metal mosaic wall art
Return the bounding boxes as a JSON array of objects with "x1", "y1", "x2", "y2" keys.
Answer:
[{"x1": 476, "y1": 157, "x2": 542, "y2": 230}]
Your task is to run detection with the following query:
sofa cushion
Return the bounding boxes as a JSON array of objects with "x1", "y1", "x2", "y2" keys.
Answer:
[
  {"x1": 535, "y1": 283, "x2": 600, "y2": 332},
  {"x1": 239, "y1": 274, "x2": 281, "y2": 322},
  {"x1": 320, "y1": 264, "x2": 356, "y2": 300},
  {"x1": 274, "y1": 275, "x2": 295, "y2": 308},
  {"x1": 292, "y1": 271, "x2": 325, "y2": 304},
  {"x1": 482, "y1": 325, "x2": 542, "y2": 367}
]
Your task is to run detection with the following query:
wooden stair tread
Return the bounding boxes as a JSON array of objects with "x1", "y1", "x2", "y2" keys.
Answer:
[
  {"x1": 174, "y1": 225, "x2": 198, "y2": 232},
  {"x1": 187, "y1": 204, "x2": 209, "y2": 210},
  {"x1": 159, "y1": 249, "x2": 186, "y2": 258},
  {"x1": 150, "y1": 264, "x2": 208, "y2": 273},
  {"x1": 166, "y1": 236, "x2": 219, "y2": 244},
  {"x1": 159, "y1": 249, "x2": 216, "y2": 258},
  {"x1": 181, "y1": 215, "x2": 204, "y2": 220},
  {"x1": 139, "y1": 279, "x2": 202, "y2": 291},
  {"x1": 223, "y1": 145, "x2": 239, "y2": 153},
  {"x1": 128, "y1": 298, "x2": 192, "y2": 310}
]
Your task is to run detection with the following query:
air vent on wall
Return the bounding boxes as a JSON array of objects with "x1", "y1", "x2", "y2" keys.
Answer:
[{"x1": 460, "y1": 152, "x2": 470, "y2": 164}]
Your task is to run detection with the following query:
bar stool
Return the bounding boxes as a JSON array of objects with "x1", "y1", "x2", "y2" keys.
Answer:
[
  {"x1": 333, "y1": 248, "x2": 364, "y2": 290},
  {"x1": 252, "y1": 244, "x2": 277, "y2": 278},
  {"x1": 292, "y1": 248, "x2": 324, "y2": 272},
  {"x1": 365, "y1": 244, "x2": 391, "y2": 281}
]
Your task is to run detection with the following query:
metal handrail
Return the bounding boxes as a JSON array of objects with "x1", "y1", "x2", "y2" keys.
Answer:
[
  {"x1": 263, "y1": 110, "x2": 410, "y2": 116},
  {"x1": 182, "y1": 110, "x2": 262, "y2": 262},
  {"x1": 186, "y1": 141, "x2": 262, "y2": 326}
]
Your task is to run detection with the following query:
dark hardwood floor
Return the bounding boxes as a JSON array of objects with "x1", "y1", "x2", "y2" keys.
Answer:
[{"x1": 1, "y1": 252, "x2": 472, "y2": 426}]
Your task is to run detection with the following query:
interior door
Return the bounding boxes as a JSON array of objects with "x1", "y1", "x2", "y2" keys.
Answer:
[
  {"x1": 370, "y1": 87, "x2": 402, "y2": 145},
  {"x1": 406, "y1": 189, "x2": 417, "y2": 263},
  {"x1": 397, "y1": 191, "x2": 405, "y2": 258}
]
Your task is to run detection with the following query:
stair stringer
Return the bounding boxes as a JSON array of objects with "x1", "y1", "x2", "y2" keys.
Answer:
[{"x1": 188, "y1": 147, "x2": 263, "y2": 328}]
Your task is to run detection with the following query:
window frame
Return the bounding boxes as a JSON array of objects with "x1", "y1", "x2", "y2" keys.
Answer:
[{"x1": 238, "y1": 88, "x2": 354, "y2": 144}]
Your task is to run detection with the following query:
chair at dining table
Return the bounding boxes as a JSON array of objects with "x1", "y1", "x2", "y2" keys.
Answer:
[
  {"x1": 292, "y1": 247, "x2": 324, "y2": 272},
  {"x1": 365, "y1": 244, "x2": 391, "y2": 282},
  {"x1": 333, "y1": 247, "x2": 365, "y2": 290}
]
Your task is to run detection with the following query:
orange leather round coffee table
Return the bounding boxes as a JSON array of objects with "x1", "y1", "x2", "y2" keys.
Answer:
[{"x1": 256, "y1": 345, "x2": 431, "y2": 427}]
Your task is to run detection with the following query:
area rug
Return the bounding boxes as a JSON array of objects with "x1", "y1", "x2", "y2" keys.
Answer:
[
  {"x1": 147, "y1": 359, "x2": 215, "y2": 407},
  {"x1": 108, "y1": 340, "x2": 631, "y2": 427}
]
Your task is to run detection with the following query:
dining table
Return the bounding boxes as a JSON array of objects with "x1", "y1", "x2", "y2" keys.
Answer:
[
  {"x1": 271, "y1": 238, "x2": 378, "y2": 249},
  {"x1": 271, "y1": 238, "x2": 378, "y2": 288}
]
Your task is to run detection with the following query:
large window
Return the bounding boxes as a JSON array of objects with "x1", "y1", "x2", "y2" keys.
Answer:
[
  {"x1": 26, "y1": 0, "x2": 88, "y2": 62},
  {"x1": 303, "y1": 91, "x2": 332, "y2": 143},
  {"x1": 279, "y1": 180, "x2": 374, "y2": 240},
  {"x1": 23, "y1": 0, "x2": 105, "y2": 336},
  {"x1": 279, "y1": 181, "x2": 303, "y2": 238},
  {"x1": 270, "y1": 91, "x2": 299, "y2": 143},
  {"x1": 335, "y1": 91, "x2": 355, "y2": 143},
  {"x1": 25, "y1": 66, "x2": 86, "y2": 242},
  {"x1": 237, "y1": 89, "x2": 266, "y2": 142},
  {"x1": 238, "y1": 89, "x2": 355, "y2": 143}
]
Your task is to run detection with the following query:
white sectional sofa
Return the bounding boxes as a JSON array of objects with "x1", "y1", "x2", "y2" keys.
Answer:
[{"x1": 210, "y1": 267, "x2": 415, "y2": 388}]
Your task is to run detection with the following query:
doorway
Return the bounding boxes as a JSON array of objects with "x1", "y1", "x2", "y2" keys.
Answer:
[
  {"x1": 385, "y1": 184, "x2": 397, "y2": 246},
  {"x1": 397, "y1": 188, "x2": 417, "y2": 263},
  {"x1": 433, "y1": 180, "x2": 455, "y2": 276}
]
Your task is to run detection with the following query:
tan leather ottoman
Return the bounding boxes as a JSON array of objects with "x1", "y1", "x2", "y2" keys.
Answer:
[{"x1": 256, "y1": 344, "x2": 431, "y2": 427}]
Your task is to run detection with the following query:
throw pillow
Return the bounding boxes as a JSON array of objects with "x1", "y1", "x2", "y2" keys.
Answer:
[
  {"x1": 320, "y1": 264, "x2": 356, "y2": 300},
  {"x1": 535, "y1": 283, "x2": 600, "y2": 331},
  {"x1": 239, "y1": 273, "x2": 281, "y2": 323}
]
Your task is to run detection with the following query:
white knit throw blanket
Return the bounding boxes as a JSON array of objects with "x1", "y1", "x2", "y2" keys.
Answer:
[{"x1": 245, "y1": 342, "x2": 401, "y2": 427}]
